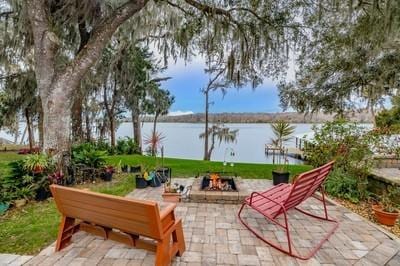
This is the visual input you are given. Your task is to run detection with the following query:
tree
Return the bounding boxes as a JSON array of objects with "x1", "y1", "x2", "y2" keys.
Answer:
[
  {"x1": 144, "y1": 86, "x2": 174, "y2": 134},
  {"x1": 199, "y1": 123, "x2": 238, "y2": 161},
  {"x1": 279, "y1": 0, "x2": 400, "y2": 122},
  {"x1": 1, "y1": 0, "x2": 302, "y2": 163},
  {"x1": 0, "y1": 71, "x2": 39, "y2": 150}
]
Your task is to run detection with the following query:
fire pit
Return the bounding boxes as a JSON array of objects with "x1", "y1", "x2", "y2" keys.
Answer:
[
  {"x1": 201, "y1": 173, "x2": 237, "y2": 191},
  {"x1": 189, "y1": 173, "x2": 249, "y2": 204}
]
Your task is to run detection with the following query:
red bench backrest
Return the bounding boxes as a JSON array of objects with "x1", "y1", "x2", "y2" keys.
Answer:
[{"x1": 283, "y1": 161, "x2": 334, "y2": 210}]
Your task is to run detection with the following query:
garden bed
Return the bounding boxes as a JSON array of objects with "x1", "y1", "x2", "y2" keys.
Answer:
[{"x1": 333, "y1": 198, "x2": 400, "y2": 238}]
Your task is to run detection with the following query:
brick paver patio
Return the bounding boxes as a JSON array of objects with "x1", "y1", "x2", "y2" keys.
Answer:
[{"x1": 3, "y1": 178, "x2": 400, "y2": 265}]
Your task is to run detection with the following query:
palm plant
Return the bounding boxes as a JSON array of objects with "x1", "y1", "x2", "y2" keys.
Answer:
[{"x1": 270, "y1": 120, "x2": 296, "y2": 150}]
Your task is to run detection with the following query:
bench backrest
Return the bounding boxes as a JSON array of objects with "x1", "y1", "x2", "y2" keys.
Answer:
[
  {"x1": 50, "y1": 185, "x2": 164, "y2": 240},
  {"x1": 283, "y1": 161, "x2": 334, "y2": 210}
]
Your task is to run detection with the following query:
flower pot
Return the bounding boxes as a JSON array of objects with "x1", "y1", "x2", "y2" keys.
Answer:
[
  {"x1": 162, "y1": 192, "x2": 181, "y2": 203},
  {"x1": 33, "y1": 165, "x2": 43, "y2": 174},
  {"x1": 14, "y1": 199, "x2": 27, "y2": 208},
  {"x1": 103, "y1": 172, "x2": 113, "y2": 182},
  {"x1": 35, "y1": 187, "x2": 51, "y2": 201},
  {"x1": 372, "y1": 205, "x2": 399, "y2": 226},
  {"x1": 272, "y1": 170, "x2": 290, "y2": 185},
  {"x1": 0, "y1": 202, "x2": 10, "y2": 215},
  {"x1": 121, "y1": 165, "x2": 129, "y2": 173},
  {"x1": 135, "y1": 175, "x2": 148, "y2": 189}
]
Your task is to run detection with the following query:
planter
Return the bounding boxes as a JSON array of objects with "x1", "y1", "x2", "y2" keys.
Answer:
[
  {"x1": 162, "y1": 192, "x2": 181, "y2": 203},
  {"x1": 272, "y1": 170, "x2": 290, "y2": 185},
  {"x1": 33, "y1": 165, "x2": 44, "y2": 174},
  {"x1": 35, "y1": 187, "x2": 51, "y2": 201},
  {"x1": 135, "y1": 175, "x2": 148, "y2": 189},
  {"x1": 372, "y1": 205, "x2": 399, "y2": 226},
  {"x1": 156, "y1": 167, "x2": 171, "y2": 183},
  {"x1": 103, "y1": 172, "x2": 113, "y2": 182},
  {"x1": 121, "y1": 165, "x2": 129, "y2": 173},
  {"x1": 130, "y1": 165, "x2": 141, "y2": 173},
  {"x1": 14, "y1": 199, "x2": 27, "y2": 208},
  {"x1": 148, "y1": 173, "x2": 162, "y2": 187},
  {"x1": 0, "y1": 202, "x2": 10, "y2": 215}
]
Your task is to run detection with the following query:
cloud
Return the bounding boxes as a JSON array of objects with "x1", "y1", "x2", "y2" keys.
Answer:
[{"x1": 168, "y1": 110, "x2": 194, "y2": 116}]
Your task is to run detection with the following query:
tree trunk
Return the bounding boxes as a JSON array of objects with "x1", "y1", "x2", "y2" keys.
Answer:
[
  {"x1": 109, "y1": 114, "x2": 116, "y2": 147},
  {"x1": 132, "y1": 112, "x2": 142, "y2": 154},
  {"x1": 203, "y1": 90, "x2": 210, "y2": 160},
  {"x1": 207, "y1": 132, "x2": 215, "y2": 160},
  {"x1": 71, "y1": 90, "x2": 84, "y2": 142},
  {"x1": 38, "y1": 98, "x2": 44, "y2": 148},
  {"x1": 153, "y1": 113, "x2": 159, "y2": 134},
  {"x1": 25, "y1": 108, "x2": 34, "y2": 151},
  {"x1": 41, "y1": 86, "x2": 72, "y2": 156},
  {"x1": 85, "y1": 109, "x2": 92, "y2": 142}
]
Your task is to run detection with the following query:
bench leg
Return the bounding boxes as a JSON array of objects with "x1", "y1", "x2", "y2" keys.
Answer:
[
  {"x1": 155, "y1": 239, "x2": 170, "y2": 266},
  {"x1": 55, "y1": 216, "x2": 78, "y2": 251},
  {"x1": 172, "y1": 219, "x2": 185, "y2": 256}
]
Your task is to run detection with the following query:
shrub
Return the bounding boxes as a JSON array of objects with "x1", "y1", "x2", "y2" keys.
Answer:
[
  {"x1": 116, "y1": 137, "x2": 140, "y2": 155},
  {"x1": 305, "y1": 120, "x2": 381, "y2": 202},
  {"x1": 324, "y1": 168, "x2": 367, "y2": 203},
  {"x1": 72, "y1": 145, "x2": 107, "y2": 168}
]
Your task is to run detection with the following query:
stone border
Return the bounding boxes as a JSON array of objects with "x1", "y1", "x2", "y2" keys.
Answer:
[{"x1": 189, "y1": 176, "x2": 250, "y2": 204}]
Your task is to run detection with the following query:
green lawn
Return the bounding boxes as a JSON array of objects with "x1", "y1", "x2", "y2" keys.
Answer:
[
  {"x1": 106, "y1": 155, "x2": 312, "y2": 179},
  {"x1": 0, "y1": 152, "x2": 25, "y2": 176}
]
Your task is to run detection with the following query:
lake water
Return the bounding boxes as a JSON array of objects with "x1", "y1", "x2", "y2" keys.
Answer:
[
  {"x1": 0, "y1": 122, "x2": 316, "y2": 164},
  {"x1": 116, "y1": 123, "x2": 316, "y2": 164}
]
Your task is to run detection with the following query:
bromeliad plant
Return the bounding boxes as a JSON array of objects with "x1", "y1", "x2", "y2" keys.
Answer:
[{"x1": 23, "y1": 153, "x2": 52, "y2": 174}]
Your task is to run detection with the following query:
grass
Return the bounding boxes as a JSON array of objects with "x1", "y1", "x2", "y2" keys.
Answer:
[
  {"x1": 106, "y1": 155, "x2": 312, "y2": 179},
  {"x1": 0, "y1": 152, "x2": 25, "y2": 176},
  {"x1": 0, "y1": 173, "x2": 135, "y2": 255}
]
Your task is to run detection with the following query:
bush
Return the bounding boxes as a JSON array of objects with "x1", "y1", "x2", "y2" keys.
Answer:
[
  {"x1": 116, "y1": 137, "x2": 140, "y2": 155},
  {"x1": 1, "y1": 164, "x2": 43, "y2": 203},
  {"x1": 305, "y1": 120, "x2": 381, "y2": 202},
  {"x1": 324, "y1": 168, "x2": 367, "y2": 203},
  {"x1": 72, "y1": 144, "x2": 107, "y2": 168}
]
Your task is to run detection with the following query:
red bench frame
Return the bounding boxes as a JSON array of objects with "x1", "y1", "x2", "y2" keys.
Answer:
[{"x1": 238, "y1": 161, "x2": 338, "y2": 260}]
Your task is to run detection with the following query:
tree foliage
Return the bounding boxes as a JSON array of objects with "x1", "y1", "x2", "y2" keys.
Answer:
[{"x1": 279, "y1": 0, "x2": 400, "y2": 119}]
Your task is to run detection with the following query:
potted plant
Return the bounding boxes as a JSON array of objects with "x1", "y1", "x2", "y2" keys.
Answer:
[
  {"x1": 135, "y1": 165, "x2": 148, "y2": 189},
  {"x1": 269, "y1": 121, "x2": 295, "y2": 185},
  {"x1": 372, "y1": 187, "x2": 400, "y2": 226},
  {"x1": 102, "y1": 166, "x2": 114, "y2": 181},
  {"x1": 23, "y1": 153, "x2": 50, "y2": 174},
  {"x1": 162, "y1": 180, "x2": 182, "y2": 203}
]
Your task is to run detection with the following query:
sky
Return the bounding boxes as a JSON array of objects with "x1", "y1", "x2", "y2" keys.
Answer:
[{"x1": 161, "y1": 56, "x2": 287, "y2": 115}]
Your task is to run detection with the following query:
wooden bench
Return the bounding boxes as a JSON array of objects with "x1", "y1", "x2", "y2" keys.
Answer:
[{"x1": 50, "y1": 185, "x2": 185, "y2": 265}]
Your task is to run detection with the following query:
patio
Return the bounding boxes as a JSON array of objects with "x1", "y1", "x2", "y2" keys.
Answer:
[{"x1": 8, "y1": 178, "x2": 400, "y2": 265}]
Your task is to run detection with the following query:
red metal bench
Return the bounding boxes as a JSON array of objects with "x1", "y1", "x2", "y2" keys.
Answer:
[{"x1": 238, "y1": 161, "x2": 338, "y2": 260}]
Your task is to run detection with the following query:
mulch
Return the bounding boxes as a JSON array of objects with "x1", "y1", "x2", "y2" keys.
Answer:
[{"x1": 334, "y1": 198, "x2": 400, "y2": 238}]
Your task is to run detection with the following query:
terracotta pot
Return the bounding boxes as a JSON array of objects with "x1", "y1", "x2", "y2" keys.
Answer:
[
  {"x1": 33, "y1": 165, "x2": 43, "y2": 174},
  {"x1": 162, "y1": 192, "x2": 181, "y2": 203},
  {"x1": 372, "y1": 204, "x2": 399, "y2": 226}
]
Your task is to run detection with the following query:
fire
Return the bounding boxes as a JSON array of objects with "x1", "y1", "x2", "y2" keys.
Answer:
[{"x1": 209, "y1": 173, "x2": 221, "y2": 189}]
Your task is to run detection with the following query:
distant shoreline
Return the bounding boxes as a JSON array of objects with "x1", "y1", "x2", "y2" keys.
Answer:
[{"x1": 128, "y1": 111, "x2": 374, "y2": 124}]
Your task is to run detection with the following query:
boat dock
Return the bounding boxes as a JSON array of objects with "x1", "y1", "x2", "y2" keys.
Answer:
[{"x1": 265, "y1": 135, "x2": 314, "y2": 161}]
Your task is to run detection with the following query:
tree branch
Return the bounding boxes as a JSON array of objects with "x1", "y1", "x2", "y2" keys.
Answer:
[{"x1": 59, "y1": 0, "x2": 149, "y2": 91}]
